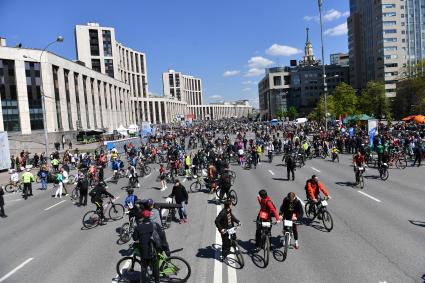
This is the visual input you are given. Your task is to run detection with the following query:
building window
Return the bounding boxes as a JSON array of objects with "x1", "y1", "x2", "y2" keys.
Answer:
[
  {"x1": 0, "y1": 60, "x2": 21, "y2": 132},
  {"x1": 92, "y1": 59, "x2": 101, "y2": 73},
  {"x1": 89, "y1": 29, "x2": 100, "y2": 56},
  {"x1": 140, "y1": 55, "x2": 145, "y2": 74},
  {"x1": 90, "y1": 79, "x2": 97, "y2": 127},
  {"x1": 175, "y1": 74, "x2": 180, "y2": 87},
  {"x1": 149, "y1": 101, "x2": 154, "y2": 123},
  {"x1": 169, "y1": 74, "x2": 174, "y2": 87},
  {"x1": 384, "y1": 54, "x2": 398, "y2": 59},
  {"x1": 383, "y1": 21, "x2": 396, "y2": 26},
  {"x1": 384, "y1": 38, "x2": 397, "y2": 42},
  {"x1": 385, "y1": 63, "x2": 398, "y2": 68},
  {"x1": 176, "y1": 88, "x2": 181, "y2": 101},
  {"x1": 155, "y1": 101, "x2": 160, "y2": 123},
  {"x1": 63, "y1": 70, "x2": 73, "y2": 130},
  {"x1": 74, "y1": 73, "x2": 82, "y2": 129},
  {"x1": 52, "y1": 65, "x2": 62, "y2": 130},
  {"x1": 383, "y1": 12, "x2": 396, "y2": 17},
  {"x1": 102, "y1": 30, "x2": 112, "y2": 57},
  {"x1": 384, "y1": 46, "x2": 397, "y2": 51},
  {"x1": 383, "y1": 29, "x2": 397, "y2": 34},
  {"x1": 130, "y1": 52, "x2": 134, "y2": 72},
  {"x1": 135, "y1": 54, "x2": 140, "y2": 73},
  {"x1": 25, "y1": 61, "x2": 43, "y2": 130},
  {"x1": 82, "y1": 76, "x2": 90, "y2": 128},
  {"x1": 382, "y1": 4, "x2": 396, "y2": 9},
  {"x1": 136, "y1": 76, "x2": 141, "y2": 97},
  {"x1": 104, "y1": 59, "x2": 114, "y2": 78},
  {"x1": 273, "y1": 76, "x2": 282, "y2": 86}
]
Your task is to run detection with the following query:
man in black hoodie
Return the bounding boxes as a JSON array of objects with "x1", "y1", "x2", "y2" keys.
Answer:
[
  {"x1": 279, "y1": 192, "x2": 303, "y2": 249},
  {"x1": 0, "y1": 186, "x2": 6, "y2": 218}
]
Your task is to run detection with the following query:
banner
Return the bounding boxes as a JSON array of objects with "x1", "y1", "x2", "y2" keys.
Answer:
[{"x1": 369, "y1": 128, "x2": 376, "y2": 146}]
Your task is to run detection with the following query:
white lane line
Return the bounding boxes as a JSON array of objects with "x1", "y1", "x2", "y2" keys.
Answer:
[
  {"x1": 268, "y1": 170, "x2": 275, "y2": 176},
  {"x1": 227, "y1": 247, "x2": 237, "y2": 283},
  {"x1": 0, "y1": 257, "x2": 34, "y2": 282},
  {"x1": 213, "y1": 204, "x2": 222, "y2": 283},
  {"x1": 358, "y1": 191, "x2": 381, "y2": 203},
  {"x1": 44, "y1": 200, "x2": 66, "y2": 211},
  {"x1": 310, "y1": 167, "x2": 321, "y2": 173}
]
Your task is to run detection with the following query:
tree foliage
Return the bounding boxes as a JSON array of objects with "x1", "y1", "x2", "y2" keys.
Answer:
[
  {"x1": 286, "y1": 106, "x2": 298, "y2": 121},
  {"x1": 358, "y1": 81, "x2": 390, "y2": 120},
  {"x1": 332, "y1": 83, "x2": 358, "y2": 117}
]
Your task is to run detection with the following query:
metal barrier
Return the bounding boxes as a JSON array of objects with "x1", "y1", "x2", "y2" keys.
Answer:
[{"x1": 104, "y1": 137, "x2": 141, "y2": 154}]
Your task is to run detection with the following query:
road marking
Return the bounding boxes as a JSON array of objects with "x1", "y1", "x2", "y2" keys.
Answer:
[
  {"x1": 310, "y1": 167, "x2": 321, "y2": 173},
  {"x1": 214, "y1": 204, "x2": 222, "y2": 283},
  {"x1": 268, "y1": 170, "x2": 275, "y2": 176},
  {"x1": 0, "y1": 257, "x2": 34, "y2": 282},
  {"x1": 44, "y1": 200, "x2": 66, "y2": 211},
  {"x1": 358, "y1": 191, "x2": 381, "y2": 203},
  {"x1": 227, "y1": 247, "x2": 237, "y2": 283}
]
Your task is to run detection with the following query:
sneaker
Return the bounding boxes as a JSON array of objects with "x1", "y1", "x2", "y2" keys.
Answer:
[
  {"x1": 137, "y1": 183, "x2": 140, "y2": 188},
  {"x1": 0, "y1": 215, "x2": 7, "y2": 218},
  {"x1": 160, "y1": 187, "x2": 166, "y2": 192},
  {"x1": 179, "y1": 219, "x2": 184, "y2": 224},
  {"x1": 294, "y1": 241, "x2": 299, "y2": 249}
]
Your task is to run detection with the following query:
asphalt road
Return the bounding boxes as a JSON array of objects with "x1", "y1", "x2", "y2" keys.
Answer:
[{"x1": 0, "y1": 149, "x2": 424, "y2": 283}]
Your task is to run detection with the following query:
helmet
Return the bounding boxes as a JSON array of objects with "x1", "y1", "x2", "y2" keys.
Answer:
[{"x1": 126, "y1": 188, "x2": 134, "y2": 194}]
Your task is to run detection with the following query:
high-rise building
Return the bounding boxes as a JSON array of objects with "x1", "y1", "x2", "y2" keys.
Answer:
[
  {"x1": 348, "y1": 0, "x2": 423, "y2": 97},
  {"x1": 162, "y1": 70, "x2": 203, "y2": 105}
]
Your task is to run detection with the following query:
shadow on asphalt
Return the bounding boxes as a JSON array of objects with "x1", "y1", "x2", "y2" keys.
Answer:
[
  {"x1": 207, "y1": 199, "x2": 221, "y2": 205},
  {"x1": 363, "y1": 175, "x2": 380, "y2": 180},
  {"x1": 224, "y1": 253, "x2": 243, "y2": 269},
  {"x1": 335, "y1": 181, "x2": 357, "y2": 189},
  {"x1": 409, "y1": 220, "x2": 425, "y2": 228},
  {"x1": 272, "y1": 178, "x2": 290, "y2": 182},
  {"x1": 196, "y1": 245, "x2": 219, "y2": 259},
  {"x1": 237, "y1": 238, "x2": 274, "y2": 269},
  {"x1": 302, "y1": 218, "x2": 330, "y2": 233}
]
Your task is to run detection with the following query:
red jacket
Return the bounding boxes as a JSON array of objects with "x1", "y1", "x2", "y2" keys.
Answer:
[
  {"x1": 307, "y1": 181, "x2": 329, "y2": 200},
  {"x1": 257, "y1": 196, "x2": 280, "y2": 221}
]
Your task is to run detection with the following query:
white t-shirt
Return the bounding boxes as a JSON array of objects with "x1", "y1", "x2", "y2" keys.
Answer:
[
  {"x1": 62, "y1": 170, "x2": 69, "y2": 183},
  {"x1": 10, "y1": 173, "x2": 19, "y2": 182}
]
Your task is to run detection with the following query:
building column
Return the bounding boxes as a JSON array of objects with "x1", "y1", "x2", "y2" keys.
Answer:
[
  {"x1": 14, "y1": 60, "x2": 31, "y2": 134},
  {"x1": 68, "y1": 71, "x2": 78, "y2": 130},
  {"x1": 57, "y1": 67, "x2": 69, "y2": 131}
]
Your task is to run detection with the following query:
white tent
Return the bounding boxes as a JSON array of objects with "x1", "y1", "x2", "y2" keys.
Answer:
[
  {"x1": 128, "y1": 124, "x2": 139, "y2": 134},
  {"x1": 116, "y1": 125, "x2": 128, "y2": 136}
]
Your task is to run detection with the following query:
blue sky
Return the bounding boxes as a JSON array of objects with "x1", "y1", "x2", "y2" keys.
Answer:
[{"x1": 0, "y1": 0, "x2": 349, "y2": 108}]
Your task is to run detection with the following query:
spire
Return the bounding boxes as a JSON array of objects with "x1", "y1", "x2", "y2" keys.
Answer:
[{"x1": 306, "y1": 27, "x2": 310, "y2": 44}]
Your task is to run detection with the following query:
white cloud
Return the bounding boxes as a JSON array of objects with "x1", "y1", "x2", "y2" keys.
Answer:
[
  {"x1": 248, "y1": 56, "x2": 274, "y2": 69},
  {"x1": 223, "y1": 70, "x2": 240, "y2": 77},
  {"x1": 266, "y1": 44, "x2": 302, "y2": 57},
  {"x1": 242, "y1": 80, "x2": 257, "y2": 85},
  {"x1": 324, "y1": 22, "x2": 348, "y2": 36},
  {"x1": 304, "y1": 9, "x2": 349, "y2": 22},
  {"x1": 209, "y1": 95, "x2": 224, "y2": 101},
  {"x1": 244, "y1": 68, "x2": 264, "y2": 77},
  {"x1": 242, "y1": 87, "x2": 251, "y2": 92},
  {"x1": 249, "y1": 97, "x2": 259, "y2": 108}
]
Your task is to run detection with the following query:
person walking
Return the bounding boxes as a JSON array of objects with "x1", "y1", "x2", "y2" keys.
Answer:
[
  {"x1": 61, "y1": 167, "x2": 69, "y2": 196},
  {"x1": 54, "y1": 172, "x2": 63, "y2": 198},
  {"x1": 75, "y1": 173, "x2": 89, "y2": 206},
  {"x1": 285, "y1": 154, "x2": 296, "y2": 181},
  {"x1": 0, "y1": 186, "x2": 6, "y2": 218},
  {"x1": 168, "y1": 179, "x2": 189, "y2": 224},
  {"x1": 412, "y1": 139, "x2": 423, "y2": 167},
  {"x1": 21, "y1": 168, "x2": 34, "y2": 200},
  {"x1": 38, "y1": 165, "x2": 49, "y2": 190}
]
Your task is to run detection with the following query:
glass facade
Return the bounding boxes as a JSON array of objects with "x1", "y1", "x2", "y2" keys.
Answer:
[
  {"x1": 0, "y1": 59, "x2": 20, "y2": 131},
  {"x1": 405, "y1": 0, "x2": 425, "y2": 73},
  {"x1": 105, "y1": 59, "x2": 114, "y2": 78},
  {"x1": 52, "y1": 65, "x2": 62, "y2": 130},
  {"x1": 102, "y1": 30, "x2": 112, "y2": 56},
  {"x1": 91, "y1": 59, "x2": 101, "y2": 73},
  {"x1": 25, "y1": 61, "x2": 43, "y2": 130}
]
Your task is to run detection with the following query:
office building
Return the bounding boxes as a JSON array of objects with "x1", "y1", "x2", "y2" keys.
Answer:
[
  {"x1": 348, "y1": 0, "x2": 416, "y2": 97},
  {"x1": 162, "y1": 70, "x2": 203, "y2": 105},
  {"x1": 330, "y1": 53, "x2": 349, "y2": 66}
]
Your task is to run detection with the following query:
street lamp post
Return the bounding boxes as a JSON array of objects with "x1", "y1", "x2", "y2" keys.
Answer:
[
  {"x1": 23, "y1": 36, "x2": 64, "y2": 156},
  {"x1": 318, "y1": 0, "x2": 327, "y2": 131}
]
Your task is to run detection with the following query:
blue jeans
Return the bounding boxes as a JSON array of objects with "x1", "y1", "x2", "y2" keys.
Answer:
[
  {"x1": 41, "y1": 178, "x2": 47, "y2": 190},
  {"x1": 178, "y1": 203, "x2": 187, "y2": 219}
]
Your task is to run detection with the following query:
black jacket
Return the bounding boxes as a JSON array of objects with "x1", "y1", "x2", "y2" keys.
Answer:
[
  {"x1": 279, "y1": 197, "x2": 303, "y2": 220},
  {"x1": 215, "y1": 208, "x2": 239, "y2": 231},
  {"x1": 76, "y1": 178, "x2": 89, "y2": 192},
  {"x1": 168, "y1": 185, "x2": 188, "y2": 204},
  {"x1": 285, "y1": 156, "x2": 296, "y2": 169},
  {"x1": 132, "y1": 220, "x2": 169, "y2": 259},
  {"x1": 90, "y1": 185, "x2": 114, "y2": 200}
]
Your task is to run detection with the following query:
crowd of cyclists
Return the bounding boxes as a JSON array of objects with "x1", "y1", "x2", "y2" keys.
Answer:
[{"x1": 2, "y1": 117, "x2": 424, "y2": 280}]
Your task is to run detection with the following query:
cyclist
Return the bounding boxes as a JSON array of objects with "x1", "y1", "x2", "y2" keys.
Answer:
[
  {"x1": 215, "y1": 199, "x2": 240, "y2": 260},
  {"x1": 132, "y1": 209, "x2": 170, "y2": 283},
  {"x1": 218, "y1": 167, "x2": 232, "y2": 200},
  {"x1": 21, "y1": 168, "x2": 34, "y2": 200},
  {"x1": 306, "y1": 175, "x2": 331, "y2": 204},
  {"x1": 127, "y1": 165, "x2": 140, "y2": 188},
  {"x1": 255, "y1": 189, "x2": 281, "y2": 251},
  {"x1": 331, "y1": 146, "x2": 339, "y2": 162},
  {"x1": 89, "y1": 183, "x2": 115, "y2": 224},
  {"x1": 279, "y1": 192, "x2": 303, "y2": 249},
  {"x1": 124, "y1": 188, "x2": 139, "y2": 221},
  {"x1": 352, "y1": 151, "x2": 365, "y2": 182},
  {"x1": 159, "y1": 164, "x2": 167, "y2": 191},
  {"x1": 10, "y1": 169, "x2": 19, "y2": 191},
  {"x1": 266, "y1": 142, "x2": 274, "y2": 162}
]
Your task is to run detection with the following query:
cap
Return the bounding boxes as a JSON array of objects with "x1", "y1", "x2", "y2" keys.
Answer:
[{"x1": 147, "y1": 198, "x2": 154, "y2": 206}]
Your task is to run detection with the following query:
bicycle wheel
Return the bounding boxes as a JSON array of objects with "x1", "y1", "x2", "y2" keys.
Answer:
[
  {"x1": 143, "y1": 166, "x2": 152, "y2": 176},
  {"x1": 119, "y1": 223, "x2": 131, "y2": 243},
  {"x1": 359, "y1": 175, "x2": 364, "y2": 189},
  {"x1": 190, "y1": 181, "x2": 201, "y2": 193},
  {"x1": 68, "y1": 175, "x2": 75, "y2": 184},
  {"x1": 396, "y1": 158, "x2": 407, "y2": 169},
  {"x1": 233, "y1": 242, "x2": 245, "y2": 268},
  {"x1": 282, "y1": 233, "x2": 290, "y2": 261},
  {"x1": 321, "y1": 210, "x2": 334, "y2": 232},
  {"x1": 71, "y1": 188, "x2": 80, "y2": 200},
  {"x1": 263, "y1": 235, "x2": 270, "y2": 267},
  {"x1": 229, "y1": 190, "x2": 238, "y2": 206},
  {"x1": 160, "y1": 256, "x2": 191, "y2": 282},
  {"x1": 82, "y1": 211, "x2": 100, "y2": 229},
  {"x1": 116, "y1": 256, "x2": 142, "y2": 281},
  {"x1": 5, "y1": 184, "x2": 14, "y2": 193},
  {"x1": 215, "y1": 187, "x2": 222, "y2": 199},
  {"x1": 304, "y1": 202, "x2": 316, "y2": 220},
  {"x1": 380, "y1": 168, "x2": 389, "y2": 181},
  {"x1": 109, "y1": 203, "x2": 125, "y2": 220}
]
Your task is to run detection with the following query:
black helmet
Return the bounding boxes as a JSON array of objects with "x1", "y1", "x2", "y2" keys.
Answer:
[{"x1": 259, "y1": 189, "x2": 268, "y2": 199}]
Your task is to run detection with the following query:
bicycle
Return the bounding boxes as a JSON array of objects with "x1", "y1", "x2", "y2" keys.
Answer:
[
  {"x1": 225, "y1": 224, "x2": 244, "y2": 267},
  {"x1": 139, "y1": 164, "x2": 152, "y2": 177},
  {"x1": 355, "y1": 166, "x2": 365, "y2": 189},
  {"x1": 215, "y1": 186, "x2": 238, "y2": 206},
  {"x1": 189, "y1": 175, "x2": 206, "y2": 193},
  {"x1": 255, "y1": 220, "x2": 277, "y2": 267},
  {"x1": 119, "y1": 215, "x2": 136, "y2": 243},
  {"x1": 281, "y1": 219, "x2": 298, "y2": 261},
  {"x1": 82, "y1": 197, "x2": 124, "y2": 229},
  {"x1": 305, "y1": 197, "x2": 333, "y2": 232},
  {"x1": 4, "y1": 181, "x2": 23, "y2": 193},
  {"x1": 116, "y1": 244, "x2": 191, "y2": 283},
  {"x1": 70, "y1": 186, "x2": 80, "y2": 201},
  {"x1": 379, "y1": 162, "x2": 389, "y2": 181}
]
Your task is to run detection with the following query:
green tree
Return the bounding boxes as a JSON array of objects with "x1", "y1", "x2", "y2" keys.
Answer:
[
  {"x1": 276, "y1": 109, "x2": 286, "y2": 119},
  {"x1": 393, "y1": 72, "x2": 425, "y2": 119},
  {"x1": 358, "y1": 81, "x2": 390, "y2": 120},
  {"x1": 332, "y1": 83, "x2": 358, "y2": 117},
  {"x1": 308, "y1": 95, "x2": 335, "y2": 121},
  {"x1": 286, "y1": 106, "x2": 298, "y2": 121}
]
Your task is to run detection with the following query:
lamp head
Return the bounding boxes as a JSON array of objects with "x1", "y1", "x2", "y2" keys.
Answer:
[{"x1": 56, "y1": 36, "x2": 64, "y2": 42}]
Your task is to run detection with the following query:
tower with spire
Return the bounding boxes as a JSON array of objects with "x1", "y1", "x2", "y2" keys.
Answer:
[{"x1": 299, "y1": 28, "x2": 320, "y2": 66}]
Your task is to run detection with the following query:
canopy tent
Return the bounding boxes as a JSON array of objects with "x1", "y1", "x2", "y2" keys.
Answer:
[
  {"x1": 128, "y1": 124, "x2": 139, "y2": 134},
  {"x1": 116, "y1": 125, "x2": 128, "y2": 136},
  {"x1": 402, "y1": 115, "x2": 416, "y2": 121},
  {"x1": 345, "y1": 114, "x2": 375, "y2": 122}
]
